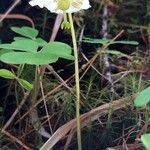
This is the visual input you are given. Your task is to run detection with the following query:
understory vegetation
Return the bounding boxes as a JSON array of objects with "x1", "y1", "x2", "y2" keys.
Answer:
[{"x1": 0, "y1": 0, "x2": 150, "y2": 149}]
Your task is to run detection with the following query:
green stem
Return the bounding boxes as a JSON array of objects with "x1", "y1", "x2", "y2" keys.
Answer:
[
  {"x1": 17, "y1": 64, "x2": 25, "y2": 77},
  {"x1": 33, "y1": 66, "x2": 39, "y2": 100},
  {"x1": 68, "y1": 13, "x2": 82, "y2": 150}
]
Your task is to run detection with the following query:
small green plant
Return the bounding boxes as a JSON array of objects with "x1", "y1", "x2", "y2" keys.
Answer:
[
  {"x1": 83, "y1": 36, "x2": 150, "y2": 149},
  {"x1": 134, "y1": 86, "x2": 150, "y2": 107},
  {"x1": 0, "y1": 26, "x2": 74, "y2": 145},
  {"x1": 0, "y1": 26, "x2": 74, "y2": 91},
  {"x1": 83, "y1": 37, "x2": 138, "y2": 57},
  {"x1": 0, "y1": 26, "x2": 74, "y2": 65},
  {"x1": 134, "y1": 86, "x2": 150, "y2": 150},
  {"x1": 0, "y1": 25, "x2": 74, "y2": 90},
  {"x1": 0, "y1": 69, "x2": 32, "y2": 91}
]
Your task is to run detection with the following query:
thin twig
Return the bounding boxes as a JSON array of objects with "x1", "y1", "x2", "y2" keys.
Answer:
[
  {"x1": 49, "y1": 14, "x2": 63, "y2": 41},
  {"x1": 0, "y1": 14, "x2": 34, "y2": 27},
  {"x1": 0, "y1": 0, "x2": 21, "y2": 23},
  {"x1": 39, "y1": 75, "x2": 53, "y2": 135},
  {"x1": 64, "y1": 129, "x2": 75, "y2": 150},
  {"x1": 1, "y1": 92, "x2": 29, "y2": 131},
  {"x1": 46, "y1": 65, "x2": 72, "y2": 91},
  {"x1": 1, "y1": 129, "x2": 31, "y2": 150}
]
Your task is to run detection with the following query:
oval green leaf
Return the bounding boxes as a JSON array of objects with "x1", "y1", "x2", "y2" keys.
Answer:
[
  {"x1": 111, "y1": 40, "x2": 139, "y2": 45},
  {"x1": 0, "y1": 39, "x2": 39, "y2": 53},
  {"x1": 0, "y1": 52, "x2": 58, "y2": 65},
  {"x1": 0, "y1": 42, "x2": 74, "y2": 65},
  {"x1": 83, "y1": 38, "x2": 110, "y2": 45},
  {"x1": 141, "y1": 134, "x2": 150, "y2": 150},
  {"x1": 0, "y1": 49, "x2": 12, "y2": 56},
  {"x1": 83, "y1": 38, "x2": 139, "y2": 46},
  {"x1": 14, "y1": 37, "x2": 47, "y2": 46},
  {"x1": 18, "y1": 78, "x2": 33, "y2": 91},
  {"x1": 41, "y1": 42, "x2": 74, "y2": 60},
  {"x1": 0, "y1": 69, "x2": 16, "y2": 79},
  {"x1": 11, "y1": 26, "x2": 38, "y2": 39},
  {"x1": 134, "y1": 86, "x2": 150, "y2": 107}
]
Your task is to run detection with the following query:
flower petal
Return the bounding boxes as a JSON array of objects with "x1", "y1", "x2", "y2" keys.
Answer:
[
  {"x1": 29, "y1": 0, "x2": 91, "y2": 14},
  {"x1": 66, "y1": 0, "x2": 91, "y2": 13},
  {"x1": 29, "y1": 0, "x2": 51, "y2": 8}
]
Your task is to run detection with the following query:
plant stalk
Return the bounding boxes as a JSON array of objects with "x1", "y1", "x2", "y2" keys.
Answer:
[
  {"x1": 31, "y1": 66, "x2": 51, "y2": 138},
  {"x1": 68, "y1": 13, "x2": 82, "y2": 150}
]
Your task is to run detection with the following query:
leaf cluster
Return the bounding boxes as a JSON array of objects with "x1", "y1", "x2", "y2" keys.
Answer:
[{"x1": 0, "y1": 26, "x2": 74, "y2": 65}]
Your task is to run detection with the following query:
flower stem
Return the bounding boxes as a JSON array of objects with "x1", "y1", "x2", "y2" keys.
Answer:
[{"x1": 68, "y1": 13, "x2": 82, "y2": 150}]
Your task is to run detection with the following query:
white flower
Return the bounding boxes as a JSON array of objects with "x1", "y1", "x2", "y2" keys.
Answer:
[{"x1": 29, "y1": 0, "x2": 91, "y2": 14}]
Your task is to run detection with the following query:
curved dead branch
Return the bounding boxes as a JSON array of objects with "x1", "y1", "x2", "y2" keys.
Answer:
[{"x1": 40, "y1": 97, "x2": 131, "y2": 150}]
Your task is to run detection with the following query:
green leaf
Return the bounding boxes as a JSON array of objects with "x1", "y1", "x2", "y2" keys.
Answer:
[
  {"x1": 100, "y1": 50, "x2": 122, "y2": 55},
  {"x1": 134, "y1": 86, "x2": 150, "y2": 107},
  {"x1": 0, "y1": 49, "x2": 12, "y2": 56},
  {"x1": 14, "y1": 37, "x2": 47, "y2": 46},
  {"x1": 141, "y1": 134, "x2": 150, "y2": 150},
  {"x1": 0, "y1": 52, "x2": 58, "y2": 65},
  {"x1": 100, "y1": 50, "x2": 130, "y2": 58},
  {"x1": 111, "y1": 40, "x2": 139, "y2": 45},
  {"x1": 18, "y1": 78, "x2": 33, "y2": 91},
  {"x1": 83, "y1": 38, "x2": 110, "y2": 45},
  {"x1": 0, "y1": 42, "x2": 74, "y2": 65},
  {"x1": 11, "y1": 26, "x2": 38, "y2": 39},
  {"x1": 41, "y1": 42, "x2": 74, "y2": 60},
  {"x1": 13, "y1": 37, "x2": 29, "y2": 41},
  {"x1": 0, "y1": 69, "x2": 16, "y2": 79},
  {"x1": 35, "y1": 38, "x2": 48, "y2": 46},
  {"x1": 0, "y1": 39, "x2": 39, "y2": 53},
  {"x1": 83, "y1": 38, "x2": 139, "y2": 46}
]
